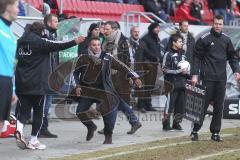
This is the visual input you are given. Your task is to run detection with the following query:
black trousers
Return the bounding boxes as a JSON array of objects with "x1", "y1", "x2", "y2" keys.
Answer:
[
  {"x1": 193, "y1": 81, "x2": 226, "y2": 134},
  {"x1": 16, "y1": 95, "x2": 45, "y2": 136},
  {"x1": 137, "y1": 63, "x2": 158, "y2": 109},
  {"x1": 76, "y1": 97, "x2": 117, "y2": 136},
  {"x1": 0, "y1": 76, "x2": 12, "y2": 121},
  {"x1": 163, "y1": 88, "x2": 185, "y2": 123}
]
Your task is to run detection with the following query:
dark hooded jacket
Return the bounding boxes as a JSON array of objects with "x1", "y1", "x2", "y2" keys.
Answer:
[
  {"x1": 15, "y1": 31, "x2": 77, "y2": 95},
  {"x1": 140, "y1": 23, "x2": 162, "y2": 62}
]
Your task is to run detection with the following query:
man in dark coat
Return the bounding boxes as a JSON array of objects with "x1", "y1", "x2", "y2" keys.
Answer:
[
  {"x1": 138, "y1": 22, "x2": 162, "y2": 111},
  {"x1": 72, "y1": 37, "x2": 142, "y2": 144},
  {"x1": 191, "y1": 15, "x2": 240, "y2": 142},
  {"x1": 15, "y1": 22, "x2": 85, "y2": 150}
]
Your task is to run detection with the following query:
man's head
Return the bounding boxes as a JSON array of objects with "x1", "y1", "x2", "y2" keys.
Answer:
[
  {"x1": 97, "y1": 21, "x2": 105, "y2": 35},
  {"x1": 171, "y1": 34, "x2": 184, "y2": 50},
  {"x1": 88, "y1": 23, "x2": 100, "y2": 37},
  {"x1": 148, "y1": 22, "x2": 160, "y2": 35},
  {"x1": 179, "y1": 20, "x2": 189, "y2": 33},
  {"x1": 130, "y1": 26, "x2": 140, "y2": 40},
  {"x1": 0, "y1": 0, "x2": 19, "y2": 22},
  {"x1": 89, "y1": 37, "x2": 101, "y2": 54},
  {"x1": 43, "y1": 14, "x2": 58, "y2": 30},
  {"x1": 213, "y1": 15, "x2": 224, "y2": 33},
  {"x1": 30, "y1": 22, "x2": 45, "y2": 37},
  {"x1": 104, "y1": 21, "x2": 118, "y2": 36}
]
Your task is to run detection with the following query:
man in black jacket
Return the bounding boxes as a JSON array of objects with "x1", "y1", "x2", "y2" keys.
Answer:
[
  {"x1": 15, "y1": 22, "x2": 85, "y2": 150},
  {"x1": 138, "y1": 22, "x2": 162, "y2": 111},
  {"x1": 191, "y1": 15, "x2": 240, "y2": 142},
  {"x1": 72, "y1": 37, "x2": 142, "y2": 144},
  {"x1": 38, "y1": 14, "x2": 59, "y2": 138}
]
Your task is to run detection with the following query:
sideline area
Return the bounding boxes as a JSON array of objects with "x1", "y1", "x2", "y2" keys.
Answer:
[{"x1": 0, "y1": 112, "x2": 240, "y2": 160}]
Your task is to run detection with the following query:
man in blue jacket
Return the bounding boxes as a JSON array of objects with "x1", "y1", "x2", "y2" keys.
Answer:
[{"x1": 0, "y1": 0, "x2": 19, "y2": 138}]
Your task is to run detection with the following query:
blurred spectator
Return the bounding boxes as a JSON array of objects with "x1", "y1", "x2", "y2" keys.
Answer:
[
  {"x1": 160, "y1": 0, "x2": 175, "y2": 16},
  {"x1": 18, "y1": 0, "x2": 26, "y2": 16},
  {"x1": 44, "y1": 0, "x2": 55, "y2": 9},
  {"x1": 190, "y1": 0, "x2": 202, "y2": 21},
  {"x1": 208, "y1": 0, "x2": 231, "y2": 24},
  {"x1": 142, "y1": 0, "x2": 171, "y2": 22},
  {"x1": 78, "y1": 23, "x2": 100, "y2": 55},
  {"x1": 190, "y1": 0, "x2": 207, "y2": 25},
  {"x1": 176, "y1": 0, "x2": 203, "y2": 25},
  {"x1": 43, "y1": 3, "x2": 51, "y2": 16}
]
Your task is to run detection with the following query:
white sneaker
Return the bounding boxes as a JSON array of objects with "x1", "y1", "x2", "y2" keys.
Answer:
[{"x1": 27, "y1": 140, "x2": 46, "y2": 150}]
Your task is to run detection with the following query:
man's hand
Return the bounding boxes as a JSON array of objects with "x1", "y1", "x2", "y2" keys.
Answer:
[
  {"x1": 128, "y1": 78, "x2": 133, "y2": 85},
  {"x1": 11, "y1": 94, "x2": 17, "y2": 105},
  {"x1": 180, "y1": 68, "x2": 188, "y2": 75},
  {"x1": 75, "y1": 87, "x2": 82, "y2": 96},
  {"x1": 234, "y1": 72, "x2": 240, "y2": 84},
  {"x1": 191, "y1": 75, "x2": 198, "y2": 86},
  {"x1": 74, "y1": 36, "x2": 85, "y2": 44},
  {"x1": 134, "y1": 79, "x2": 142, "y2": 88}
]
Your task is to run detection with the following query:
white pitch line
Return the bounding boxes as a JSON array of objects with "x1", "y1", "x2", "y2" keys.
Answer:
[
  {"x1": 85, "y1": 134, "x2": 233, "y2": 160},
  {"x1": 187, "y1": 148, "x2": 240, "y2": 160},
  {"x1": 86, "y1": 141, "x2": 192, "y2": 160}
]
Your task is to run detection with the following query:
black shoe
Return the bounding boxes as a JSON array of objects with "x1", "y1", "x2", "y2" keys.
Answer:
[
  {"x1": 127, "y1": 122, "x2": 142, "y2": 134},
  {"x1": 162, "y1": 124, "x2": 173, "y2": 131},
  {"x1": 162, "y1": 120, "x2": 172, "y2": 131},
  {"x1": 103, "y1": 135, "x2": 112, "y2": 144},
  {"x1": 86, "y1": 124, "x2": 97, "y2": 141},
  {"x1": 191, "y1": 132, "x2": 199, "y2": 141},
  {"x1": 211, "y1": 133, "x2": 223, "y2": 142},
  {"x1": 38, "y1": 130, "x2": 58, "y2": 138},
  {"x1": 172, "y1": 123, "x2": 184, "y2": 132},
  {"x1": 97, "y1": 128, "x2": 104, "y2": 134}
]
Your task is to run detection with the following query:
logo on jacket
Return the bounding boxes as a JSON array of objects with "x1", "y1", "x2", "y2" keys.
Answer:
[
  {"x1": 211, "y1": 42, "x2": 214, "y2": 46},
  {"x1": 18, "y1": 46, "x2": 32, "y2": 56}
]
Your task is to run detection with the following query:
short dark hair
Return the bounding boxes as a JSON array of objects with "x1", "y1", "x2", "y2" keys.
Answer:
[
  {"x1": 170, "y1": 34, "x2": 183, "y2": 46},
  {"x1": 104, "y1": 21, "x2": 118, "y2": 30},
  {"x1": 213, "y1": 15, "x2": 224, "y2": 21},
  {"x1": 30, "y1": 22, "x2": 45, "y2": 36},
  {"x1": 88, "y1": 37, "x2": 101, "y2": 46},
  {"x1": 0, "y1": 0, "x2": 18, "y2": 14},
  {"x1": 43, "y1": 14, "x2": 58, "y2": 26},
  {"x1": 179, "y1": 20, "x2": 188, "y2": 26}
]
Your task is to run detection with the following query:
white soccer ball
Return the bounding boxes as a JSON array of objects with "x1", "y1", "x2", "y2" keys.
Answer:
[{"x1": 177, "y1": 60, "x2": 191, "y2": 73}]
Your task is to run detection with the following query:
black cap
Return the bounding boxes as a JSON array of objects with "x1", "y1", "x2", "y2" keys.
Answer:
[
  {"x1": 88, "y1": 23, "x2": 99, "y2": 33},
  {"x1": 148, "y1": 22, "x2": 160, "y2": 32}
]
